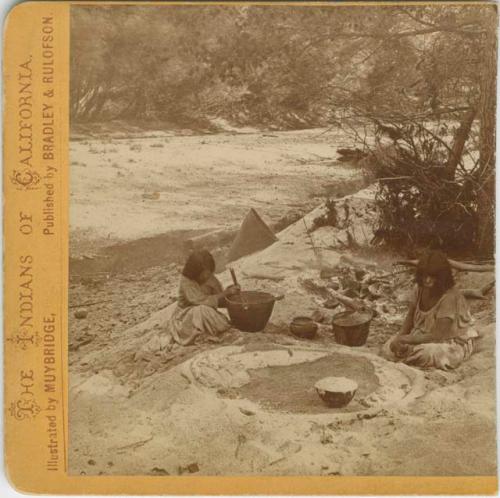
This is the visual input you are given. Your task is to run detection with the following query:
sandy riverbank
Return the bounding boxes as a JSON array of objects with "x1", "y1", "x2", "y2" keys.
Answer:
[
  {"x1": 70, "y1": 128, "x2": 364, "y2": 257},
  {"x1": 68, "y1": 183, "x2": 496, "y2": 477}
]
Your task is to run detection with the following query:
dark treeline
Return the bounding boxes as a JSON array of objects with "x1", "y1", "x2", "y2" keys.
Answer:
[
  {"x1": 71, "y1": 5, "x2": 342, "y2": 128},
  {"x1": 71, "y1": 5, "x2": 490, "y2": 129}
]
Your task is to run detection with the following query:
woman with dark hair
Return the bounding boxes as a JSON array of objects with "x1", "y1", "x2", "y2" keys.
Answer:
[
  {"x1": 382, "y1": 250, "x2": 478, "y2": 370},
  {"x1": 166, "y1": 250, "x2": 240, "y2": 345}
]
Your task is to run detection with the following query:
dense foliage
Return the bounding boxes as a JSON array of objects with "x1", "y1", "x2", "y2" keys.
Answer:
[
  {"x1": 71, "y1": 6, "x2": 336, "y2": 128},
  {"x1": 71, "y1": 4, "x2": 496, "y2": 255}
]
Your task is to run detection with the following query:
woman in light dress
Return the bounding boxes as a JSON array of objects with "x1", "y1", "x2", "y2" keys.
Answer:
[
  {"x1": 382, "y1": 250, "x2": 478, "y2": 370},
  {"x1": 166, "y1": 250, "x2": 240, "y2": 346}
]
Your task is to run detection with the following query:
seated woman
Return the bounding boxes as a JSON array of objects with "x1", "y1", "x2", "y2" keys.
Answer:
[
  {"x1": 166, "y1": 250, "x2": 240, "y2": 346},
  {"x1": 381, "y1": 250, "x2": 478, "y2": 370}
]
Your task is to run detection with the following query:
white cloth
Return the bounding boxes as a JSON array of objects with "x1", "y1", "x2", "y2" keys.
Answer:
[
  {"x1": 166, "y1": 275, "x2": 230, "y2": 345},
  {"x1": 381, "y1": 286, "x2": 478, "y2": 370}
]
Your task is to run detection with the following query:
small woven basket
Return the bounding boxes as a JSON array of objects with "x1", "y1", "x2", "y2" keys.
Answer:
[{"x1": 331, "y1": 310, "x2": 374, "y2": 347}]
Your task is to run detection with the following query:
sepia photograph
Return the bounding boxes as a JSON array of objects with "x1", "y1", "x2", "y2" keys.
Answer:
[{"x1": 67, "y1": 3, "x2": 496, "y2": 477}]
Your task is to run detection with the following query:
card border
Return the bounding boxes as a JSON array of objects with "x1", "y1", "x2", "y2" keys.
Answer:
[{"x1": 3, "y1": 1, "x2": 498, "y2": 494}]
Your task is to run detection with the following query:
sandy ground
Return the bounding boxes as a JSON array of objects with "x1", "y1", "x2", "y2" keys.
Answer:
[
  {"x1": 70, "y1": 128, "x2": 362, "y2": 256},
  {"x1": 68, "y1": 133, "x2": 496, "y2": 477}
]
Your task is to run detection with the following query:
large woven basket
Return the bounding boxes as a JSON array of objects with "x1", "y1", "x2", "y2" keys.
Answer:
[{"x1": 226, "y1": 291, "x2": 276, "y2": 332}]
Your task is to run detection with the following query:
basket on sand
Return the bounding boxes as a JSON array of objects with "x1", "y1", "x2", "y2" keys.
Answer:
[{"x1": 226, "y1": 291, "x2": 276, "y2": 332}]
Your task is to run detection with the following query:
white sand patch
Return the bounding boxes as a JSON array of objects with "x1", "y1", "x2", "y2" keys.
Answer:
[{"x1": 70, "y1": 129, "x2": 360, "y2": 245}]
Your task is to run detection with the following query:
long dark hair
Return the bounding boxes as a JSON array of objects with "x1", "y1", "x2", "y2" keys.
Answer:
[
  {"x1": 182, "y1": 250, "x2": 215, "y2": 283},
  {"x1": 415, "y1": 250, "x2": 454, "y2": 295}
]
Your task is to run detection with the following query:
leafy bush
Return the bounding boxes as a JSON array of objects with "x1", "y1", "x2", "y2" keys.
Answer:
[{"x1": 365, "y1": 130, "x2": 479, "y2": 253}]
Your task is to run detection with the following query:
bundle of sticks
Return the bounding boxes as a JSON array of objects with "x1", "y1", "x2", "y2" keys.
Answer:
[
  {"x1": 311, "y1": 258, "x2": 495, "y2": 314},
  {"x1": 397, "y1": 258, "x2": 494, "y2": 273},
  {"x1": 398, "y1": 258, "x2": 495, "y2": 301}
]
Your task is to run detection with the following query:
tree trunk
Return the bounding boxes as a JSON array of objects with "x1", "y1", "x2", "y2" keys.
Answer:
[
  {"x1": 476, "y1": 7, "x2": 497, "y2": 257},
  {"x1": 445, "y1": 106, "x2": 476, "y2": 180}
]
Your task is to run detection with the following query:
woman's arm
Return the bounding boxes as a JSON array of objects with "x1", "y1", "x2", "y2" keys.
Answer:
[
  {"x1": 398, "y1": 332, "x2": 433, "y2": 345},
  {"x1": 181, "y1": 278, "x2": 220, "y2": 308},
  {"x1": 401, "y1": 289, "x2": 459, "y2": 345},
  {"x1": 201, "y1": 276, "x2": 240, "y2": 308},
  {"x1": 217, "y1": 293, "x2": 228, "y2": 308},
  {"x1": 398, "y1": 302, "x2": 416, "y2": 336},
  {"x1": 390, "y1": 302, "x2": 416, "y2": 355},
  {"x1": 203, "y1": 275, "x2": 224, "y2": 295},
  {"x1": 399, "y1": 318, "x2": 453, "y2": 345}
]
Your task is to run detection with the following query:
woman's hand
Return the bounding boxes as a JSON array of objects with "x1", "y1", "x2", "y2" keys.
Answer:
[
  {"x1": 224, "y1": 284, "x2": 241, "y2": 297},
  {"x1": 390, "y1": 336, "x2": 410, "y2": 357},
  {"x1": 396, "y1": 335, "x2": 411, "y2": 344},
  {"x1": 397, "y1": 328, "x2": 436, "y2": 346}
]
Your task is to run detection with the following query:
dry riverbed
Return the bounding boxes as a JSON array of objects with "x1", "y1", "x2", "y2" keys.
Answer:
[{"x1": 70, "y1": 128, "x2": 363, "y2": 256}]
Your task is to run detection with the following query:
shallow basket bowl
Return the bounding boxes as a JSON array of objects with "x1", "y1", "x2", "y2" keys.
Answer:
[
  {"x1": 226, "y1": 291, "x2": 276, "y2": 332},
  {"x1": 315, "y1": 376, "x2": 358, "y2": 408}
]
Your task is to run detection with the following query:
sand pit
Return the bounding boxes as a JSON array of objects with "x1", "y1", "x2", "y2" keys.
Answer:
[
  {"x1": 231, "y1": 353, "x2": 379, "y2": 413},
  {"x1": 184, "y1": 344, "x2": 424, "y2": 422}
]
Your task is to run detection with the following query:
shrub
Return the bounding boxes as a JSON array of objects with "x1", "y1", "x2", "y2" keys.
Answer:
[{"x1": 365, "y1": 133, "x2": 478, "y2": 253}]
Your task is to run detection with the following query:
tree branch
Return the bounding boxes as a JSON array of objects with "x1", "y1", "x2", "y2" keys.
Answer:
[{"x1": 397, "y1": 259, "x2": 494, "y2": 272}]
